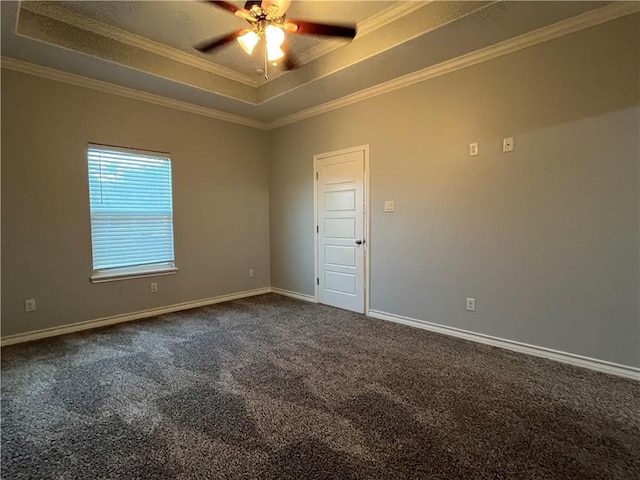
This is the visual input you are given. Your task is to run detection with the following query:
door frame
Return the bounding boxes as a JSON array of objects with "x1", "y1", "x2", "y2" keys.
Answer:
[{"x1": 313, "y1": 144, "x2": 370, "y2": 315}]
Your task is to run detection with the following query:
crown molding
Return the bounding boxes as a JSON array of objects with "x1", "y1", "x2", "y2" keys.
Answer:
[
  {"x1": 267, "y1": 1, "x2": 640, "y2": 129},
  {"x1": 19, "y1": 1, "x2": 260, "y2": 87},
  {"x1": 4, "y1": 2, "x2": 636, "y2": 132},
  {"x1": 260, "y1": 1, "x2": 497, "y2": 106},
  {"x1": 296, "y1": 1, "x2": 429, "y2": 66},
  {"x1": 1, "y1": 57, "x2": 268, "y2": 130},
  {"x1": 358, "y1": 0, "x2": 431, "y2": 38}
]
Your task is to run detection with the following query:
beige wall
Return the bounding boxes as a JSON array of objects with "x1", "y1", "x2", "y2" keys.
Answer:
[
  {"x1": 1, "y1": 70, "x2": 270, "y2": 336},
  {"x1": 269, "y1": 15, "x2": 640, "y2": 367}
]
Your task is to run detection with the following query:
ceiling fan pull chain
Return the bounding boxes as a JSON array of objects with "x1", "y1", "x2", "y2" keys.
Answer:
[{"x1": 264, "y1": 39, "x2": 269, "y2": 80}]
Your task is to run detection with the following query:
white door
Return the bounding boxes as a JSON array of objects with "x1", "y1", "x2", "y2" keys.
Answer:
[{"x1": 315, "y1": 146, "x2": 366, "y2": 313}]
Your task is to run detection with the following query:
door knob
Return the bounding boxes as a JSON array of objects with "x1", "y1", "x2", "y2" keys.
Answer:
[{"x1": 355, "y1": 239, "x2": 364, "y2": 245}]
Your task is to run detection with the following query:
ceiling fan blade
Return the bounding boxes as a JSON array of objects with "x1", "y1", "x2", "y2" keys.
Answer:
[
  {"x1": 284, "y1": 20, "x2": 356, "y2": 39},
  {"x1": 244, "y1": 0, "x2": 262, "y2": 11},
  {"x1": 195, "y1": 29, "x2": 245, "y2": 54},
  {"x1": 262, "y1": 0, "x2": 291, "y2": 16},
  {"x1": 207, "y1": 1, "x2": 253, "y2": 20}
]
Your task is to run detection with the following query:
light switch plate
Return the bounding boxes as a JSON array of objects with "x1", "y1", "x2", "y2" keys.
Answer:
[{"x1": 384, "y1": 201, "x2": 395, "y2": 212}]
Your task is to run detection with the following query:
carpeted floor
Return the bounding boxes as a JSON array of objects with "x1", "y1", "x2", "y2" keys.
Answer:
[{"x1": 2, "y1": 293, "x2": 639, "y2": 479}]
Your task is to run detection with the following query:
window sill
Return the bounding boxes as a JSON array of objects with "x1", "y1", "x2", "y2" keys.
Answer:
[{"x1": 91, "y1": 265, "x2": 177, "y2": 283}]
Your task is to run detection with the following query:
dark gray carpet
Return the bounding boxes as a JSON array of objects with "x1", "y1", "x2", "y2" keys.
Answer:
[{"x1": 2, "y1": 293, "x2": 639, "y2": 479}]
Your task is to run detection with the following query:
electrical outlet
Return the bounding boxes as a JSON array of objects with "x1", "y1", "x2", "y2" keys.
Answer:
[
  {"x1": 249, "y1": 269, "x2": 254, "y2": 278},
  {"x1": 470, "y1": 142, "x2": 479, "y2": 156},
  {"x1": 466, "y1": 297, "x2": 476, "y2": 312},
  {"x1": 25, "y1": 298, "x2": 36, "y2": 312},
  {"x1": 150, "y1": 282, "x2": 158, "y2": 293}
]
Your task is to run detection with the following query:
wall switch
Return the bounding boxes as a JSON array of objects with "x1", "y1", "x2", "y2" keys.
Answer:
[
  {"x1": 249, "y1": 269, "x2": 254, "y2": 278},
  {"x1": 469, "y1": 142, "x2": 479, "y2": 156},
  {"x1": 503, "y1": 137, "x2": 514, "y2": 152},
  {"x1": 466, "y1": 297, "x2": 476, "y2": 312},
  {"x1": 384, "y1": 201, "x2": 395, "y2": 213},
  {"x1": 25, "y1": 298, "x2": 36, "y2": 312},
  {"x1": 150, "y1": 282, "x2": 158, "y2": 293}
]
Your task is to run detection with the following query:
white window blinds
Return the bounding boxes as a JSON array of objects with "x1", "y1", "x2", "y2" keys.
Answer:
[{"x1": 88, "y1": 145, "x2": 175, "y2": 280}]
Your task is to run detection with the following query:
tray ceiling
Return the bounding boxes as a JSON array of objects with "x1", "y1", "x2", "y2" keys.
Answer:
[{"x1": 1, "y1": 1, "x2": 631, "y2": 126}]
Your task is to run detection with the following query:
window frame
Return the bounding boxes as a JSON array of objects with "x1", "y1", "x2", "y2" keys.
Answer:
[{"x1": 87, "y1": 143, "x2": 177, "y2": 283}]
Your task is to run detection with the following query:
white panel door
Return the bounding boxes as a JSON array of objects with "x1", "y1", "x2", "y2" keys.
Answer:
[{"x1": 316, "y1": 148, "x2": 365, "y2": 313}]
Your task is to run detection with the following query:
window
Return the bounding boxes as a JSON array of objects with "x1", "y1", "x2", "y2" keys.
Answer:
[{"x1": 88, "y1": 144, "x2": 176, "y2": 282}]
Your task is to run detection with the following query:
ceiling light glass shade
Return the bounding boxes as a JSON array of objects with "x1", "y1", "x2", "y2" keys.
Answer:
[
  {"x1": 265, "y1": 25, "x2": 285, "y2": 47},
  {"x1": 267, "y1": 45, "x2": 285, "y2": 62},
  {"x1": 265, "y1": 25, "x2": 285, "y2": 61},
  {"x1": 237, "y1": 30, "x2": 260, "y2": 55}
]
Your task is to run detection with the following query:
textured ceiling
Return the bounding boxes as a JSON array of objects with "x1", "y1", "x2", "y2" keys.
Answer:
[
  {"x1": 1, "y1": 1, "x2": 628, "y2": 126},
  {"x1": 37, "y1": 0, "x2": 396, "y2": 80}
]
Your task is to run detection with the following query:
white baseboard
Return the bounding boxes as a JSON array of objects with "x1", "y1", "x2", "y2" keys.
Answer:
[
  {"x1": 0, "y1": 287, "x2": 272, "y2": 347},
  {"x1": 271, "y1": 287, "x2": 317, "y2": 303},
  {"x1": 3, "y1": 288, "x2": 637, "y2": 381},
  {"x1": 368, "y1": 309, "x2": 640, "y2": 381}
]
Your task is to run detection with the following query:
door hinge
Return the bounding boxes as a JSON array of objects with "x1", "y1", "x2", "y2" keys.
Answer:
[
  {"x1": 317, "y1": 278, "x2": 320, "y2": 285},
  {"x1": 316, "y1": 172, "x2": 318, "y2": 180},
  {"x1": 316, "y1": 225, "x2": 319, "y2": 233}
]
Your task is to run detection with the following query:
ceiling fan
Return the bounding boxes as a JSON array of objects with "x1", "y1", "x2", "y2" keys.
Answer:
[{"x1": 194, "y1": 0, "x2": 357, "y2": 78}]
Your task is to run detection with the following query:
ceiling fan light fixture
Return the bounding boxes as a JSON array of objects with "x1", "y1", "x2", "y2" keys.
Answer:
[
  {"x1": 237, "y1": 30, "x2": 260, "y2": 55},
  {"x1": 267, "y1": 45, "x2": 285, "y2": 62},
  {"x1": 265, "y1": 25, "x2": 285, "y2": 61},
  {"x1": 265, "y1": 25, "x2": 285, "y2": 47},
  {"x1": 198, "y1": 1, "x2": 357, "y2": 75}
]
